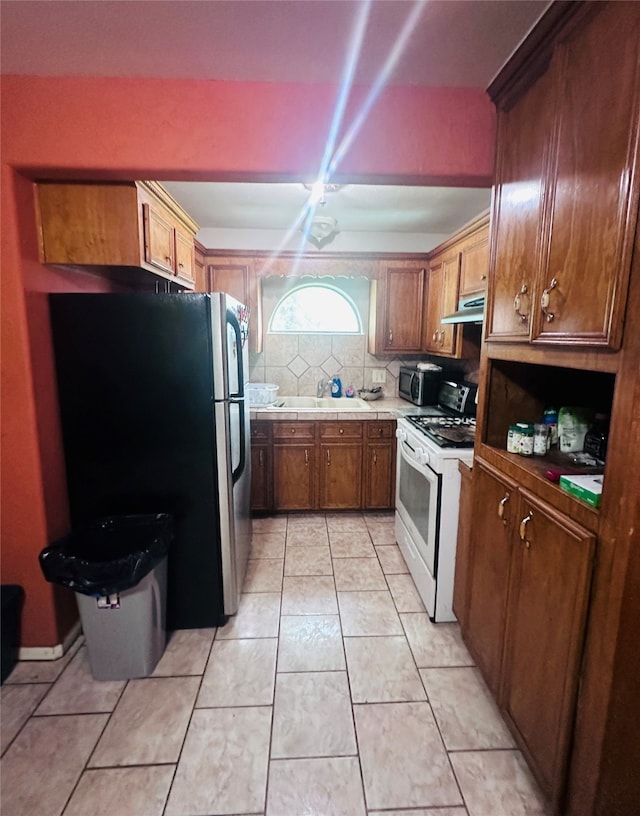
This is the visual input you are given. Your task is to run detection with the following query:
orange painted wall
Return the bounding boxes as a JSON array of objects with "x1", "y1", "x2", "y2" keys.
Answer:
[{"x1": 1, "y1": 75, "x2": 495, "y2": 647}]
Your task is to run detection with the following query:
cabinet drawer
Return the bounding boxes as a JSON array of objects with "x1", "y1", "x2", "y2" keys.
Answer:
[
  {"x1": 366, "y1": 421, "x2": 395, "y2": 439},
  {"x1": 319, "y1": 422, "x2": 363, "y2": 440},
  {"x1": 273, "y1": 422, "x2": 316, "y2": 441},
  {"x1": 250, "y1": 421, "x2": 271, "y2": 442}
]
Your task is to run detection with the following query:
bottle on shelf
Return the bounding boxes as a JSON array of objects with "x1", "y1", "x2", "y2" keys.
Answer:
[
  {"x1": 583, "y1": 413, "x2": 610, "y2": 463},
  {"x1": 543, "y1": 407, "x2": 559, "y2": 447}
]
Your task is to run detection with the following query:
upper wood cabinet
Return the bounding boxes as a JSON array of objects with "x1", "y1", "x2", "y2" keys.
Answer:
[
  {"x1": 486, "y1": 1, "x2": 640, "y2": 349},
  {"x1": 36, "y1": 181, "x2": 199, "y2": 289},
  {"x1": 369, "y1": 262, "x2": 426, "y2": 354},
  {"x1": 205, "y1": 259, "x2": 251, "y2": 306},
  {"x1": 459, "y1": 226, "x2": 490, "y2": 297},
  {"x1": 422, "y1": 251, "x2": 461, "y2": 357}
]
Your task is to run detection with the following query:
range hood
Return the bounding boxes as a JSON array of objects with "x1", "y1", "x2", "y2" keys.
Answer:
[{"x1": 441, "y1": 294, "x2": 485, "y2": 325}]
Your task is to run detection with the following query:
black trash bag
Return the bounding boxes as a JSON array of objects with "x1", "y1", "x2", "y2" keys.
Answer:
[{"x1": 39, "y1": 513, "x2": 173, "y2": 597}]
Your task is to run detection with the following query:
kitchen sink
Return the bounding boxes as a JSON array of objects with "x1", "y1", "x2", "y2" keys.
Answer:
[{"x1": 269, "y1": 396, "x2": 372, "y2": 410}]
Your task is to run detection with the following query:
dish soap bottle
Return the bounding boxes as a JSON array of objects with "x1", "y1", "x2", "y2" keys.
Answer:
[{"x1": 331, "y1": 375, "x2": 342, "y2": 398}]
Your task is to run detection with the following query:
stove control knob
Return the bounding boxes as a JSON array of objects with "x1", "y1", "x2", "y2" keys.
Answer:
[
  {"x1": 415, "y1": 446, "x2": 430, "y2": 466},
  {"x1": 396, "y1": 428, "x2": 407, "y2": 442}
]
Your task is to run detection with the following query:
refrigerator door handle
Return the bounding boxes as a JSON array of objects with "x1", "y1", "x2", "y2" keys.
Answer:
[
  {"x1": 226, "y1": 308, "x2": 245, "y2": 400},
  {"x1": 231, "y1": 399, "x2": 247, "y2": 485}
]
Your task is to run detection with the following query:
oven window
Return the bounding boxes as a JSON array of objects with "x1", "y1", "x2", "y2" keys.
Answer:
[{"x1": 398, "y1": 457, "x2": 439, "y2": 546}]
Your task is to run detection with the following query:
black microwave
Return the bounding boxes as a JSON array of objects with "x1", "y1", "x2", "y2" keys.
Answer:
[{"x1": 398, "y1": 366, "x2": 441, "y2": 406}]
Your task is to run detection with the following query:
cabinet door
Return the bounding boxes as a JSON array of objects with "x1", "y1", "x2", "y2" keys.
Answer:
[
  {"x1": 143, "y1": 203, "x2": 175, "y2": 275},
  {"x1": 273, "y1": 445, "x2": 315, "y2": 511},
  {"x1": 206, "y1": 262, "x2": 250, "y2": 306},
  {"x1": 459, "y1": 234, "x2": 489, "y2": 296},
  {"x1": 439, "y1": 253, "x2": 461, "y2": 356},
  {"x1": 532, "y1": 2, "x2": 640, "y2": 349},
  {"x1": 319, "y1": 444, "x2": 363, "y2": 509},
  {"x1": 363, "y1": 421, "x2": 396, "y2": 510},
  {"x1": 423, "y1": 255, "x2": 461, "y2": 357},
  {"x1": 485, "y1": 67, "x2": 553, "y2": 342},
  {"x1": 423, "y1": 260, "x2": 444, "y2": 354},
  {"x1": 465, "y1": 460, "x2": 517, "y2": 696},
  {"x1": 175, "y1": 230, "x2": 195, "y2": 283},
  {"x1": 380, "y1": 265, "x2": 425, "y2": 353},
  {"x1": 501, "y1": 490, "x2": 595, "y2": 805},
  {"x1": 452, "y1": 460, "x2": 473, "y2": 632},
  {"x1": 273, "y1": 422, "x2": 316, "y2": 511},
  {"x1": 250, "y1": 445, "x2": 271, "y2": 512}
]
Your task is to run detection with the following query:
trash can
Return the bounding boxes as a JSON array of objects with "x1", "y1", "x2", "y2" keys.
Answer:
[
  {"x1": 1, "y1": 584, "x2": 24, "y2": 683},
  {"x1": 39, "y1": 514, "x2": 173, "y2": 681}
]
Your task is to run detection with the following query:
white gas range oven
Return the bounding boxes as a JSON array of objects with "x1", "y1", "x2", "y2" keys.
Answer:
[{"x1": 395, "y1": 379, "x2": 477, "y2": 622}]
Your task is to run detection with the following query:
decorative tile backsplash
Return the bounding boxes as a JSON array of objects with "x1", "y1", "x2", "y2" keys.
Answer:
[{"x1": 249, "y1": 334, "x2": 478, "y2": 398}]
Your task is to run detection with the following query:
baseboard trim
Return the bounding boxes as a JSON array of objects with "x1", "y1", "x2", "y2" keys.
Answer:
[{"x1": 18, "y1": 620, "x2": 82, "y2": 661}]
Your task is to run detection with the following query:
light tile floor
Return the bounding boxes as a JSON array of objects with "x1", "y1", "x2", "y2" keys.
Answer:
[{"x1": 1, "y1": 512, "x2": 551, "y2": 816}]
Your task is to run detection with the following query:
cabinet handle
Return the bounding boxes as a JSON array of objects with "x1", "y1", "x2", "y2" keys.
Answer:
[
  {"x1": 519, "y1": 511, "x2": 533, "y2": 548},
  {"x1": 389, "y1": 329, "x2": 393, "y2": 342},
  {"x1": 304, "y1": 449, "x2": 309, "y2": 465},
  {"x1": 540, "y1": 278, "x2": 558, "y2": 322},
  {"x1": 432, "y1": 331, "x2": 438, "y2": 343},
  {"x1": 326, "y1": 450, "x2": 331, "y2": 466},
  {"x1": 439, "y1": 329, "x2": 445, "y2": 347},
  {"x1": 165, "y1": 255, "x2": 172, "y2": 263},
  {"x1": 498, "y1": 492, "x2": 510, "y2": 523},
  {"x1": 259, "y1": 450, "x2": 264, "y2": 466},
  {"x1": 373, "y1": 449, "x2": 377, "y2": 464},
  {"x1": 513, "y1": 283, "x2": 529, "y2": 322},
  {"x1": 178, "y1": 262, "x2": 184, "y2": 268},
  {"x1": 481, "y1": 274, "x2": 487, "y2": 281}
]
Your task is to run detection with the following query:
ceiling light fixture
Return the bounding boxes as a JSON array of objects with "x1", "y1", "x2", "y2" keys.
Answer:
[{"x1": 303, "y1": 215, "x2": 339, "y2": 250}]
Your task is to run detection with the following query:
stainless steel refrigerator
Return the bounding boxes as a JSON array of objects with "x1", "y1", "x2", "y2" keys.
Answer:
[{"x1": 49, "y1": 292, "x2": 251, "y2": 628}]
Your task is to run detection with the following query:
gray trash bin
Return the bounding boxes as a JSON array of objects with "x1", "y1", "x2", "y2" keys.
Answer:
[
  {"x1": 39, "y1": 513, "x2": 173, "y2": 681},
  {"x1": 75, "y1": 556, "x2": 168, "y2": 680}
]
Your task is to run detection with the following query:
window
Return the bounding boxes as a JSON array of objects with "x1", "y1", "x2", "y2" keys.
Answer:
[{"x1": 269, "y1": 282, "x2": 363, "y2": 333}]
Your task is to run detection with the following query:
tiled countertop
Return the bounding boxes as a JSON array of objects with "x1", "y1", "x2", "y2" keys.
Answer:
[{"x1": 250, "y1": 397, "x2": 431, "y2": 422}]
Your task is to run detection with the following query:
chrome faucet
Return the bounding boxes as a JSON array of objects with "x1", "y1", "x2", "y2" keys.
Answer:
[{"x1": 317, "y1": 378, "x2": 330, "y2": 397}]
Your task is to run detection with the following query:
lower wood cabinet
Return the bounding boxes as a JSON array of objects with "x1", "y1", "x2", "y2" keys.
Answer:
[
  {"x1": 249, "y1": 422, "x2": 271, "y2": 512},
  {"x1": 319, "y1": 421, "x2": 363, "y2": 509},
  {"x1": 272, "y1": 422, "x2": 316, "y2": 511},
  {"x1": 452, "y1": 460, "x2": 473, "y2": 632},
  {"x1": 250, "y1": 419, "x2": 396, "y2": 513},
  {"x1": 363, "y1": 421, "x2": 396, "y2": 509},
  {"x1": 463, "y1": 458, "x2": 595, "y2": 808}
]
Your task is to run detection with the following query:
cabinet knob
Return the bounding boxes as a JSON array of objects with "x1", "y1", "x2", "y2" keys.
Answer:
[
  {"x1": 291, "y1": 428, "x2": 295, "y2": 434},
  {"x1": 519, "y1": 511, "x2": 533, "y2": 547},
  {"x1": 540, "y1": 278, "x2": 558, "y2": 322},
  {"x1": 481, "y1": 274, "x2": 487, "y2": 281},
  {"x1": 339, "y1": 428, "x2": 344, "y2": 434}
]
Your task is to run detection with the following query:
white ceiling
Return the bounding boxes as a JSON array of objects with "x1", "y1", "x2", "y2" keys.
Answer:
[{"x1": 1, "y1": 0, "x2": 550, "y2": 248}]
